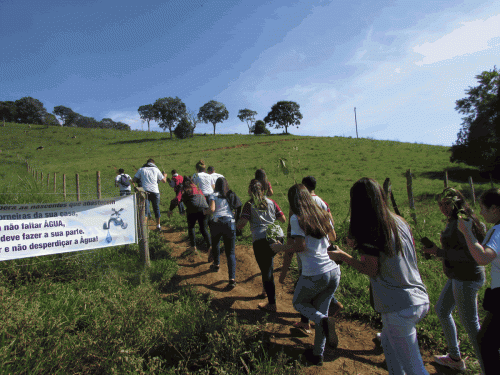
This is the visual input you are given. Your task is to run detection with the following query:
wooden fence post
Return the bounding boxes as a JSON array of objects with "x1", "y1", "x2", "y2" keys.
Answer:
[
  {"x1": 406, "y1": 169, "x2": 417, "y2": 225},
  {"x1": 444, "y1": 170, "x2": 449, "y2": 188},
  {"x1": 135, "y1": 187, "x2": 150, "y2": 267},
  {"x1": 383, "y1": 177, "x2": 401, "y2": 216},
  {"x1": 36, "y1": 170, "x2": 38, "y2": 181},
  {"x1": 40, "y1": 171, "x2": 43, "y2": 183},
  {"x1": 490, "y1": 173, "x2": 495, "y2": 188},
  {"x1": 26, "y1": 161, "x2": 29, "y2": 172},
  {"x1": 96, "y1": 171, "x2": 101, "y2": 199},
  {"x1": 53, "y1": 172, "x2": 56, "y2": 194},
  {"x1": 47, "y1": 173, "x2": 50, "y2": 187},
  {"x1": 63, "y1": 174, "x2": 67, "y2": 200},
  {"x1": 76, "y1": 174, "x2": 80, "y2": 201},
  {"x1": 469, "y1": 176, "x2": 476, "y2": 205}
]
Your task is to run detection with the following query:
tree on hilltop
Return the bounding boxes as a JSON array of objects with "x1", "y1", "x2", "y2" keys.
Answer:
[
  {"x1": 0, "y1": 101, "x2": 16, "y2": 126},
  {"x1": 153, "y1": 97, "x2": 187, "y2": 139},
  {"x1": 253, "y1": 120, "x2": 270, "y2": 135},
  {"x1": 237, "y1": 109, "x2": 257, "y2": 134},
  {"x1": 138, "y1": 104, "x2": 155, "y2": 132},
  {"x1": 264, "y1": 101, "x2": 302, "y2": 135},
  {"x1": 15, "y1": 97, "x2": 48, "y2": 125},
  {"x1": 450, "y1": 67, "x2": 500, "y2": 174},
  {"x1": 53, "y1": 105, "x2": 78, "y2": 126},
  {"x1": 174, "y1": 117, "x2": 195, "y2": 139},
  {"x1": 198, "y1": 100, "x2": 229, "y2": 135}
]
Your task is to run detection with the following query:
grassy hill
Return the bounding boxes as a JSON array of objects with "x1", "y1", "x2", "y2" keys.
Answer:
[{"x1": 0, "y1": 122, "x2": 494, "y2": 373}]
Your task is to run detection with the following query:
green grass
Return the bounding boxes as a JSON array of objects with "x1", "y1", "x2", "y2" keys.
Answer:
[{"x1": 0, "y1": 122, "x2": 496, "y2": 373}]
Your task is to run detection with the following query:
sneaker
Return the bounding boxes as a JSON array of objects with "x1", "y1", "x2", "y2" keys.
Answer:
[
  {"x1": 303, "y1": 348, "x2": 323, "y2": 366},
  {"x1": 373, "y1": 332, "x2": 382, "y2": 346},
  {"x1": 226, "y1": 280, "x2": 236, "y2": 290},
  {"x1": 257, "y1": 302, "x2": 277, "y2": 312},
  {"x1": 327, "y1": 317, "x2": 339, "y2": 349},
  {"x1": 209, "y1": 264, "x2": 220, "y2": 272},
  {"x1": 433, "y1": 354, "x2": 466, "y2": 372}
]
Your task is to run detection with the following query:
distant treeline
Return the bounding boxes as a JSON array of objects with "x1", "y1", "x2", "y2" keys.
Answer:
[{"x1": 0, "y1": 97, "x2": 130, "y2": 131}]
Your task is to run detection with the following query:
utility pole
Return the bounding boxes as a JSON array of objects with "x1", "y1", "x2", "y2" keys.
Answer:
[{"x1": 354, "y1": 107, "x2": 359, "y2": 139}]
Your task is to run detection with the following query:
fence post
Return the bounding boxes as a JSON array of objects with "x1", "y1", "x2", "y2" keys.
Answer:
[
  {"x1": 26, "y1": 161, "x2": 29, "y2": 172},
  {"x1": 469, "y1": 176, "x2": 476, "y2": 205},
  {"x1": 383, "y1": 177, "x2": 401, "y2": 216},
  {"x1": 490, "y1": 173, "x2": 495, "y2": 188},
  {"x1": 40, "y1": 171, "x2": 43, "y2": 183},
  {"x1": 96, "y1": 171, "x2": 101, "y2": 199},
  {"x1": 135, "y1": 187, "x2": 150, "y2": 267},
  {"x1": 406, "y1": 169, "x2": 417, "y2": 225},
  {"x1": 63, "y1": 174, "x2": 67, "y2": 201},
  {"x1": 76, "y1": 174, "x2": 80, "y2": 201},
  {"x1": 47, "y1": 173, "x2": 50, "y2": 187},
  {"x1": 444, "y1": 170, "x2": 449, "y2": 188},
  {"x1": 53, "y1": 172, "x2": 56, "y2": 194}
]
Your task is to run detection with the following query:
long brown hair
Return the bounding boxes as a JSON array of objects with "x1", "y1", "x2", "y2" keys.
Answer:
[
  {"x1": 349, "y1": 177, "x2": 402, "y2": 257},
  {"x1": 181, "y1": 176, "x2": 195, "y2": 196},
  {"x1": 248, "y1": 179, "x2": 267, "y2": 210},
  {"x1": 440, "y1": 187, "x2": 486, "y2": 242},
  {"x1": 288, "y1": 184, "x2": 332, "y2": 239},
  {"x1": 255, "y1": 169, "x2": 270, "y2": 193},
  {"x1": 214, "y1": 177, "x2": 230, "y2": 198}
]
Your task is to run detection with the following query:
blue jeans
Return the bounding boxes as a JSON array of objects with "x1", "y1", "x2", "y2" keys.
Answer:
[
  {"x1": 293, "y1": 267, "x2": 341, "y2": 356},
  {"x1": 186, "y1": 211, "x2": 211, "y2": 248},
  {"x1": 381, "y1": 304, "x2": 430, "y2": 375},
  {"x1": 146, "y1": 192, "x2": 161, "y2": 219},
  {"x1": 209, "y1": 217, "x2": 236, "y2": 280},
  {"x1": 435, "y1": 277, "x2": 485, "y2": 374}
]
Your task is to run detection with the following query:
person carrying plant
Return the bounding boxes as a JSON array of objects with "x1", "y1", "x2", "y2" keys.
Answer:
[
  {"x1": 115, "y1": 168, "x2": 132, "y2": 196},
  {"x1": 204, "y1": 177, "x2": 242, "y2": 289},
  {"x1": 167, "y1": 169, "x2": 185, "y2": 216},
  {"x1": 329, "y1": 177, "x2": 429, "y2": 375},
  {"x1": 271, "y1": 184, "x2": 340, "y2": 366},
  {"x1": 458, "y1": 188, "x2": 500, "y2": 374},
  {"x1": 236, "y1": 179, "x2": 286, "y2": 311},
  {"x1": 423, "y1": 187, "x2": 486, "y2": 373}
]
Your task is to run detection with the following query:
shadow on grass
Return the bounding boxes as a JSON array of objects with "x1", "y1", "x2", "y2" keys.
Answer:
[
  {"x1": 421, "y1": 166, "x2": 496, "y2": 184},
  {"x1": 110, "y1": 137, "x2": 171, "y2": 145}
]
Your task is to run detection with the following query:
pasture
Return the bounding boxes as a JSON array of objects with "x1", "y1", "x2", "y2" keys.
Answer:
[{"x1": 0, "y1": 122, "x2": 494, "y2": 374}]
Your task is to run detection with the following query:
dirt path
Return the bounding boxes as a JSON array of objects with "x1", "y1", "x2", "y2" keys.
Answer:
[{"x1": 157, "y1": 225, "x2": 459, "y2": 375}]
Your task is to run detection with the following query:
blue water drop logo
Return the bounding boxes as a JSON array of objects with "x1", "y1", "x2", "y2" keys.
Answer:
[{"x1": 105, "y1": 230, "x2": 112, "y2": 243}]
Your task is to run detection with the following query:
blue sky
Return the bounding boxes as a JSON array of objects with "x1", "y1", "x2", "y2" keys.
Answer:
[{"x1": 1, "y1": 0, "x2": 499, "y2": 146}]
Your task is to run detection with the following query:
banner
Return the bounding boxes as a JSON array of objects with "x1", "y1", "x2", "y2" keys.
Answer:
[{"x1": 0, "y1": 195, "x2": 137, "y2": 261}]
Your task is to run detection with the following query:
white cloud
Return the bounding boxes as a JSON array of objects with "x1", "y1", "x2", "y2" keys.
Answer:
[{"x1": 413, "y1": 14, "x2": 500, "y2": 66}]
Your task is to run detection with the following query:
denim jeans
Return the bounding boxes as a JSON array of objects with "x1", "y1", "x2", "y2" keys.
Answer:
[
  {"x1": 146, "y1": 192, "x2": 161, "y2": 219},
  {"x1": 435, "y1": 277, "x2": 485, "y2": 374},
  {"x1": 293, "y1": 267, "x2": 341, "y2": 356},
  {"x1": 209, "y1": 217, "x2": 236, "y2": 280},
  {"x1": 381, "y1": 303, "x2": 430, "y2": 375},
  {"x1": 252, "y1": 238, "x2": 277, "y2": 305},
  {"x1": 186, "y1": 211, "x2": 211, "y2": 248}
]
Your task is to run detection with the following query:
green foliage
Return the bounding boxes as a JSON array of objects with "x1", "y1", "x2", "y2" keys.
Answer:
[
  {"x1": 237, "y1": 108, "x2": 258, "y2": 134},
  {"x1": 153, "y1": 97, "x2": 187, "y2": 139},
  {"x1": 137, "y1": 104, "x2": 155, "y2": 132},
  {"x1": 198, "y1": 100, "x2": 229, "y2": 135},
  {"x1": 254, "y1": 119, "x2": 270, "y2": 135},
  {"x1": 0, "y1": 101, "x2": 17, "y2": 125},
  {"x1": 173, "y1": 117, "x2": 195, "y2": 139},
  {"x1": 15, "y1": 96, "x2": 48, "y2": 125},
  {"x1": 53, "y1": 105, "x2": 78, "y2": 126},
  {"x1": 264, "y1": 101, "x2": 302, "y2": 134},
  {"x1": 450, "y1": 66, "x2": 500, "y2": 174}
]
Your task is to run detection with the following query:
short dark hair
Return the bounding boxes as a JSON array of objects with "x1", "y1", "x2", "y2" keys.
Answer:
[
  {"x1": 302, "y1": 176, "x2": 316, "y2": 192},
  {"x1": 207, "y1": 166, "x2": 215, "y2": 173},
  {"x1": 118, "y1": 168, "x2": 125, "y2": 174},
  {"x1": 171, "y1": 169, "x2": 177, "y2": 175},
  {"x1": 147, "y1": 158, "x2": 155, "y2": 164}
]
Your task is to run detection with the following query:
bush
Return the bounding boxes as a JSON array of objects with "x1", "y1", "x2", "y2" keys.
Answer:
[
  {"x1": 254, "y1": 120, "x2": 270, "y2": 135},
  {"x1": 174, "y1": 118, "x2": 194, "y2": 139}
]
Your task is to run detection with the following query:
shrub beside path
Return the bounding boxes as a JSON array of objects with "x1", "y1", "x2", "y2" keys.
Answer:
[{"x1": 157, "y1": 225, "x2": 457, "y2": 374}]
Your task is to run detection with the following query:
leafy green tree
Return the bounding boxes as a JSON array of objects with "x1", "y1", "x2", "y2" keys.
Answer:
[
  {"x1": 253, "y1": 120, "x2": 270, "y2": 135},
  {"x1": 450, "y1": 67, "x2": 500, "y2": 174},
  {"x1": 174, "y1": 117, "x2": 195, "y2": 139},
  {"x1": 198, "y1": 100, "x2": 229, "y2": 135},
  {"x1": 153, "y1": 97, "x2": 187, "y2": 139},
  {"x1": 237, "y1": 109, "x2": 257, "y2": 134},
  {"x1": 74, "y1": 115, "x2": 99, "y2": 128},
  {"x1": 43, "y1": 113, "x2": 60, "y2": 126},
  {"x1": 138, "y1": 104, "x2": 155, "y2": 132},
  {"x1": 264, "y1": 101, "x2": 302, "y2": 135},
  {"x1": 53, "y1": 105, "x2": 78, "y2": 126},
  {"x1": 0, "y1": 101, "x2": 16, "y2": 126},
  {"x1": 15, "y1": 97, "x2": 48, "y2": 125},
  {"x1": 186, "y1": 110, "x2": 200, "y2": 136}
]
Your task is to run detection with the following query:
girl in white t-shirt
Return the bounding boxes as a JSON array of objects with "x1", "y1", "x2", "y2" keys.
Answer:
[
  {"x1": 459, "y1": 188, "x2": 500, "y2": 374},
  {"x1": 271, "y1": 184, "x2": 339, "y2": 366}
]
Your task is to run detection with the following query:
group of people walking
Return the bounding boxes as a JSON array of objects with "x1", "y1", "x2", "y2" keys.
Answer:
[{"x1": 116, "y1": 161, "x2": 500, "y2": 374}]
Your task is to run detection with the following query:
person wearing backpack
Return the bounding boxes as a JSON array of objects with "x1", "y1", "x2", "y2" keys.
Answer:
[{"x1": 115, "y1": 169, "x2": 132, "y2": 196}]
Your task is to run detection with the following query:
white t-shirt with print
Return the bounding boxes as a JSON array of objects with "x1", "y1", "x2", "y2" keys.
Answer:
[
  {"x1": 134, "y1": 166, "x2": 164, "y2": 194},
  {"x1": 192, "y1": 172, "x2": 214, "y2": 195}
]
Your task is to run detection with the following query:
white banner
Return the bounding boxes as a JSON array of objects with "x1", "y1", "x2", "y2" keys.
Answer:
[{"x1": 0, "y1": 195, "x2": 137, "y2": 261}]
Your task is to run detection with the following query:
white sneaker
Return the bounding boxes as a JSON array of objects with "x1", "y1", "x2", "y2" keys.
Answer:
[{"x1": 433, "y1": 353, "x2": 466, "y2": 372}]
